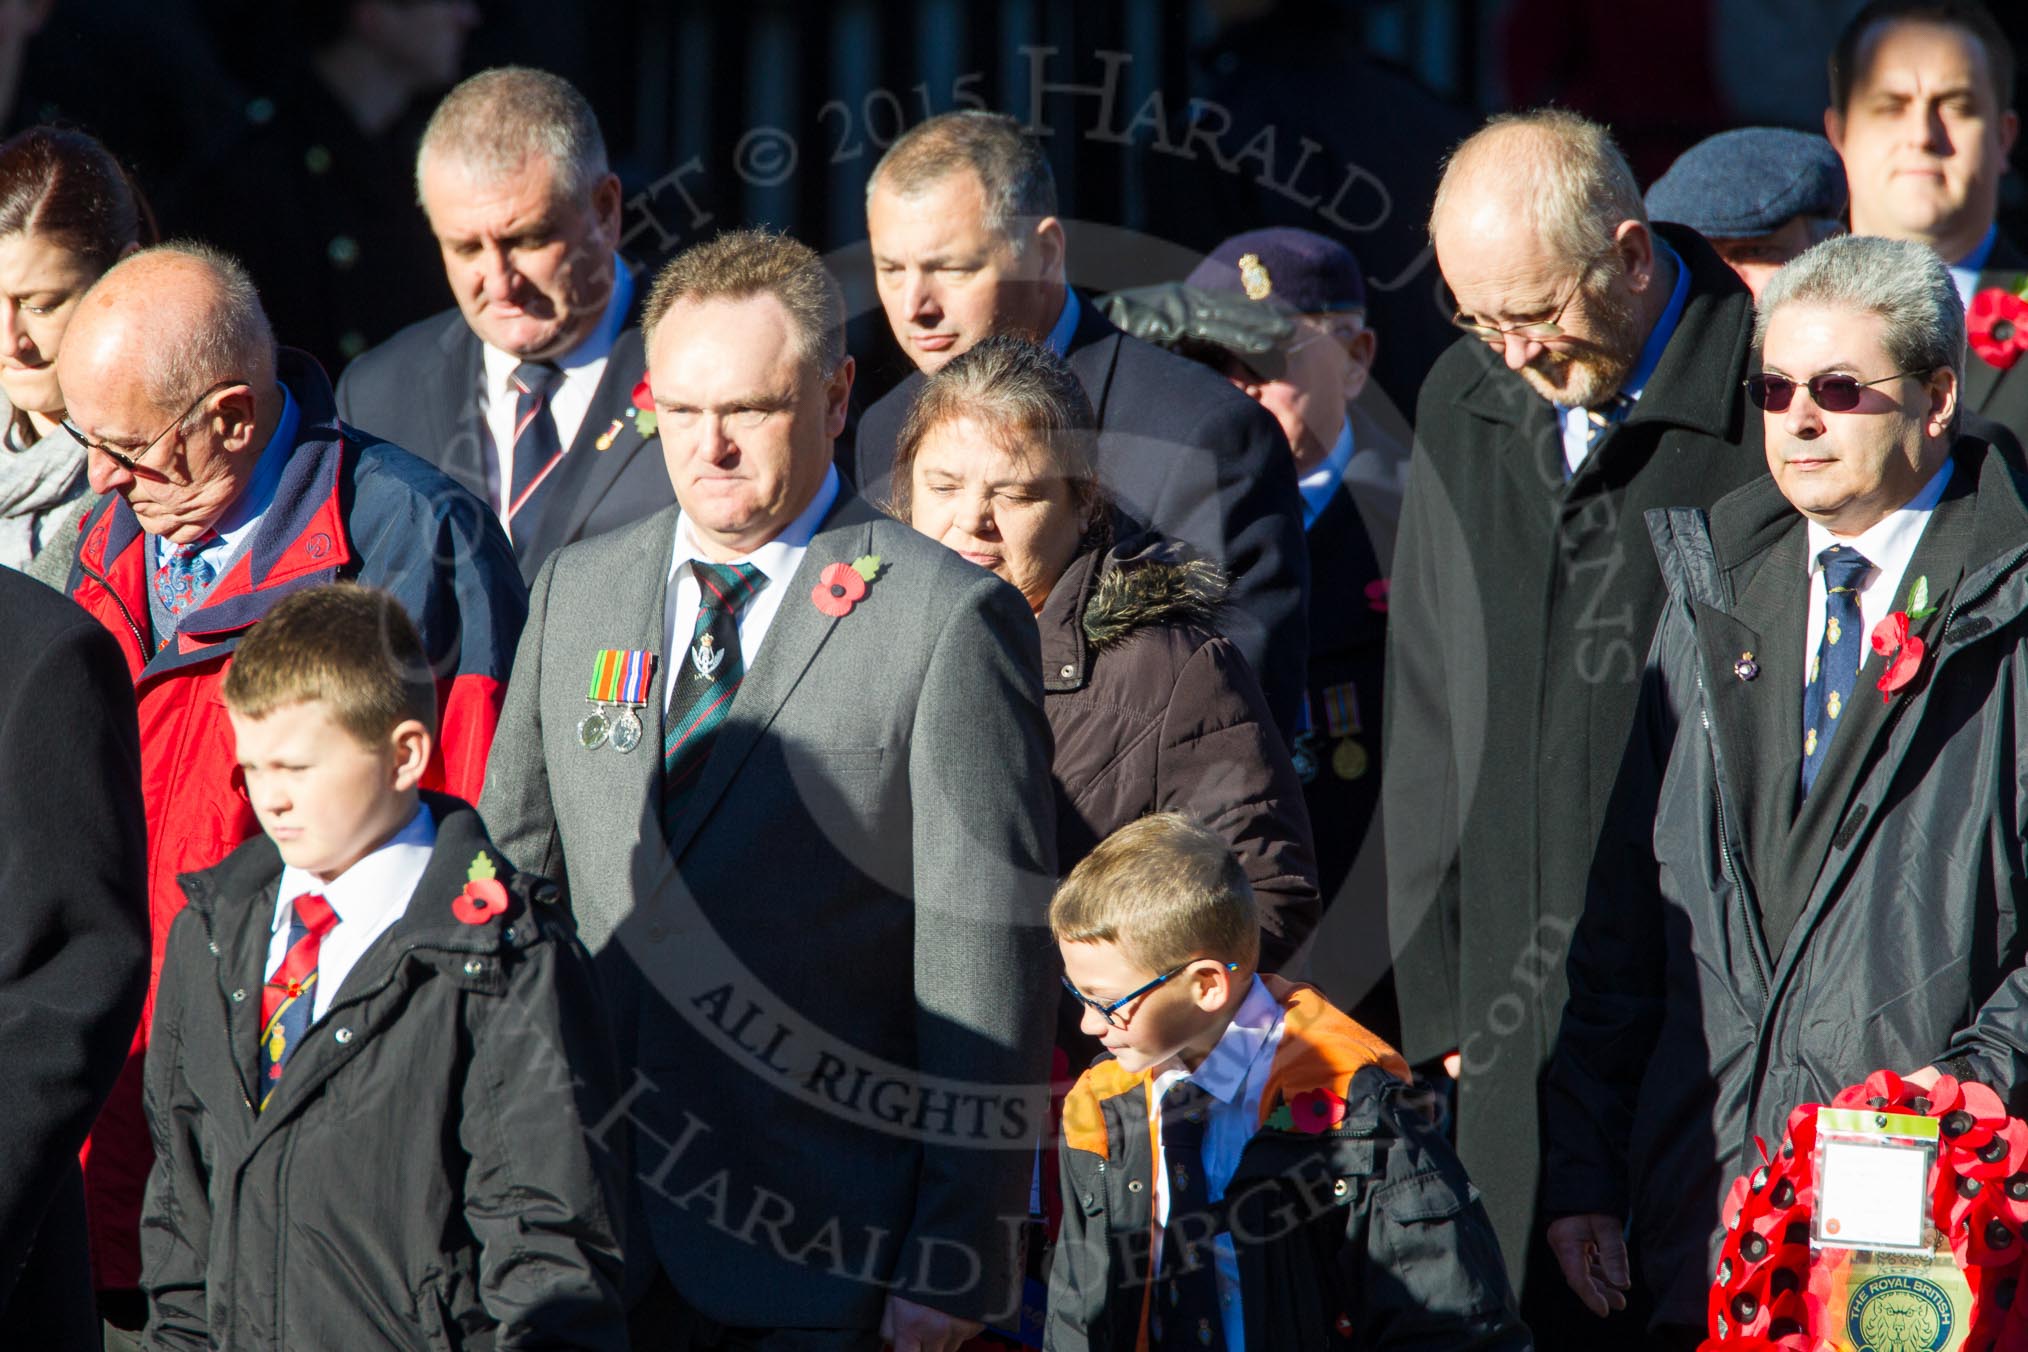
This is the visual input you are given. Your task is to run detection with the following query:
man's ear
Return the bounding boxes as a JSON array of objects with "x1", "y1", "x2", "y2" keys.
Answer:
[
  {"x1": 1613, "y1": 219, "x2": 1658, "y2": 294},
  {"x1": 1925, "y1": 365, "x2": 1959, "y2": 438},
  {"x1": 1343, "y1": 326, "x2": 1378, "y2": 402},
  {"x1": 1824, "y1": 104, "x2": 1846, "y2": 156},
  {"x1": 1030, "y1": 216, "x2": 1067, "y2": 285},
  {"x1": 823, "y1": 354, "x2": 856, "y2": 441},
  {"x1": 217, "y1": 384, "x2": 263, "y2": 453},
  {"x1": 591, "y1": 172, "x2": 625, "y2": 250}
]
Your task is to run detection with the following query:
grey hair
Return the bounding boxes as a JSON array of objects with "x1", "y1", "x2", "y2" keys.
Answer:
[
  {"x1": 867, "y1": 112, "x2": 1057, "y2": 252},
  {"x1": 1754, "y1": 235, "x2": 1966, "y2": 385},
  {"x1": 887, "y1": 334, "x2": 1102, "y2": 520},
  {"x1": 643, "y1": 227, "x2": 846, "y2": 375},
  {"x1": 1431, "y1": 108, "x2": 1646, "y2": 265},
  {"x1": 416, "y1": 67, "x2": 608, "y2": 205},
  {"x1": 95, "y1": 240, "x2": 275, "y2": 413}
]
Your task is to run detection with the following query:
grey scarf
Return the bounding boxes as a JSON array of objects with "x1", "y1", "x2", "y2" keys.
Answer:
[{"x1": 0, "y1": 419, "x2": 88, "y2": 572}]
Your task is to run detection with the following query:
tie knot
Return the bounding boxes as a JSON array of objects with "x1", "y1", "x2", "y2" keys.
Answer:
[
  {"x1": 1817, "y1": 544, "x2": 1874, "y2": 594},
  {"x1": 1162, "y1": 1078, "x2": 1215, "y2": 1117},
  {"x1": 291, "y1": 892, "x2": 337, "y2": 935},
  {"x1": 511, "y1": 361, "x2": 563, "y2": 400},
  {"x1": 691, "y1": 559, "x2": 768, "y2": 617}
]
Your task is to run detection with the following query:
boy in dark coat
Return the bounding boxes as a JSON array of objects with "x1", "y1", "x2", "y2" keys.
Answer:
[
  {"x1": 138, "y1": 584, "x2": 625, "y2": 1350},
  {"x1": 1046, "y1": 814, "x2": 1529, "y2": 1351}
]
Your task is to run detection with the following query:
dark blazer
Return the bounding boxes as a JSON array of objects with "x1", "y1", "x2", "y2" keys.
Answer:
[
  {"x1": 1965, "y1": 230, "x2": 2028, "y2": 446},
  {"x1": 1383, "y1": 225, "x2": 1768, "y2": 1313},
  {"x1": 1546, "y1": 431, "x2": 2028, "y2": 1325},
  {"x1": 335, "y1": 305, "x2": 675, "y2": 584},
  {"x1": 853, "y1": 297, "x2": 1312, "y2": 739},
  {"x1": 1301, "y1": 402, "x2": 1401, "y2": 1041},
  {"x1": 0, "y1": 570, "x2": 148, "y2": 1349}
]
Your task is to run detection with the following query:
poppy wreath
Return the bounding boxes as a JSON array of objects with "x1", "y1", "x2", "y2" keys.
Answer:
[
  {"x1": 1969, "y1": 288, "x2": 2028, "y2": 371},
  {"x1": 1702, "y1": 1070, "x2": 2028, "y2": 1351}
]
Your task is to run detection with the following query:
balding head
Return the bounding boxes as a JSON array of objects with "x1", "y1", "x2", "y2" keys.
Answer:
[
  {"x1": 61, "y1": 243, "x2": 281, "y2": 542},
  {"x1": 1430, "y1": 110, "x2": 1674, "y2": 411}
]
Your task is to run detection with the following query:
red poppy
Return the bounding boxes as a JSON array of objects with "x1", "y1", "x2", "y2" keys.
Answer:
[
  {"x1": 1970, "y1": 289, "x2": 2028, "y2": 370},
  {"x1": 631, "y1": 370, "x2": 654, "y2": 410},
  {"x1": 812, "y1": 561, "x2": 868, "y2": 618},
  {"x1": 452, "y1": 876, "x2": 509, "y2": 925},
  {"x1": 1869, "y1": 612, "x2": 1925, "y2": 701},
  {"x1": 1288, "y1": 1086, "x2": 1348, "y2": 1134},
  {"x1": 1364, "y1": 578, "x2": 1390, "y2": 613}
]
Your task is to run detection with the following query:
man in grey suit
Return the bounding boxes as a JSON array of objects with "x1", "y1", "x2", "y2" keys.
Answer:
[{"x1": 480, "y1": 228, "x2": 1057, "y2": 1352}]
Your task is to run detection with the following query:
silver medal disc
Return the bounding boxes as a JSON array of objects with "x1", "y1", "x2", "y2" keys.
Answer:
[
  {"x1": 577, "y1": 708, "x2": 611, "y2": 750},
  {"x1": 611, "y1": 707, "x2": 643, "y2": 753}
]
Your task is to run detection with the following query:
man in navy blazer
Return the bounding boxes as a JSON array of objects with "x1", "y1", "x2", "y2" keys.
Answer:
[
  {"x1": 336, "y1": 66, "x2": 672, "y2": 584},
  {"x1": 852, "y1": 112, "x2": 1310, "y2": 737}
]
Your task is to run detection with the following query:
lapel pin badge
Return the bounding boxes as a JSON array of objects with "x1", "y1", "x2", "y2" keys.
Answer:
[{"x1": 1733, "y1": 651, "x2": 1759, "y2": 682}]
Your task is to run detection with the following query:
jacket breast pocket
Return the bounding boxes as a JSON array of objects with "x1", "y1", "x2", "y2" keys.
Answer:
[{"x1": 1369, "y1": 1169, "x2": 1510, "y2": 1323}]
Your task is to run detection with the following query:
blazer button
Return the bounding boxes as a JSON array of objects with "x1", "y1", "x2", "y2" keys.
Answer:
[
  {"x1": 502, "y1": 926, "x2": 516, "y2": 943},
  {"x1": 230, "y1": 988, "x2": 247, "y2": 1003},
  {"x1": 334, "y1": 1027, "x2": 354, "y2": 1045}
]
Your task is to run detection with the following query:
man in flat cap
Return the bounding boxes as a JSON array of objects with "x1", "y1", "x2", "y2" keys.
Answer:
[
  {"x1": 1116, "y1": 228, "x2": 1405, "y2": 1042},
  {"x1": 1645, "y1": 127, "x2": 1848, "y2": 299}
]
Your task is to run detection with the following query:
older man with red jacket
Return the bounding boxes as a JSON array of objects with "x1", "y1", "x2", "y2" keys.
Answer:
[{"x1": 49, "y1": 243, "x2": 524, "y2": 1340}]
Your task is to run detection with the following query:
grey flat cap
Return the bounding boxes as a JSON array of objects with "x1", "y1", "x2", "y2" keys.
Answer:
[{"x1": 1645, "y1": 127, "x2": 1848, "y2": 239}]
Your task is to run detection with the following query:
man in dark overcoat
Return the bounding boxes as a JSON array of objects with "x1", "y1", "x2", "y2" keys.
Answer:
[
  {"x1": 1545, "y1": 233, "x2": 2028, "y2": 1348},
  {"x1": 1383, "y1": 107, "x2": 1767, "y2": 1344},
  {"x1": 0, "y1": 568, "x2": 148, "y2": 1350}
]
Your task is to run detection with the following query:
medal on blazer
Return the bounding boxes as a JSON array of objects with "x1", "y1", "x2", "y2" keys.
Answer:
[
  {"x1": 1332, "y1": 737, "x2": 1368, "y2": 781},
  {"x1": 1320, "y1": 681, "x2": 1363, "y2": 738},
  {"x1": 582, "y1": 648, "x2": 657, "y2": 753},
  {"x1": 1290, "y1": 730, "x2": 1320, "y2": 784}
]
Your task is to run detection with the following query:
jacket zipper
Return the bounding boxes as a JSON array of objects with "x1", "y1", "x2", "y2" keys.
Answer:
[
  {"x1": 78, "y1": 554, "x2": 145, "y2": 654},
  {"x1": 1702, "y1": 704, "x2": 1769, "y2": 1001}
]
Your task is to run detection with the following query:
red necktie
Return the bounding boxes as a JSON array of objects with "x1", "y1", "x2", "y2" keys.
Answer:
[{"x1": 258, "y1": 892, "x2": 338, "y2": 1108}]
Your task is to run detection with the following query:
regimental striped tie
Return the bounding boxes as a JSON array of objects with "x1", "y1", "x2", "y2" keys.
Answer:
[
  {"x1": 506, "y1": 360, "x2": 565, "y2": 530},
  {"x1": 1801, "y1": 544, "x2": 1874, "y2": 797},
  {"x1": 662, "y1": 560, "x2": 768, "y2": 836},
  {"x1": 258, "y1": 892, "x2": 339, "y2": 1110}
]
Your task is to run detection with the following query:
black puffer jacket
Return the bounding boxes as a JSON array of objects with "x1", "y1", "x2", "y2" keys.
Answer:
[
  {"x1": 1040, "y1": 535, "x2": 1319, "y2": 966},
  {"x1": 140, "y1": 795, "x2": 627, "y2": 1350}
]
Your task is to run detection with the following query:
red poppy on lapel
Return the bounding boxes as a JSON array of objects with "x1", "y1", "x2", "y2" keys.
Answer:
[
  {"x1": 1969, "y1": 288, "x2": 2028, "y2": 370},
  {"x1": 1288, "y1": 1085, "x2": 1349, "y2": 1134},
  {"x1": 1869, "y1": 611, "x2": 1925, "y2": 701},
  {"x1": 1364, "y1": 578, "x2": 1389, "y2": 613},
  {"x1": 812, "y1": 555, "x2": 881, "y2": 618},
  {"x1": 451, "y1": 852, "x2": 510, "y2": 925}
]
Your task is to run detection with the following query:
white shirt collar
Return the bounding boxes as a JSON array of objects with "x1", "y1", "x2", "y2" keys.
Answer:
[
  {"x1": 1158, "y1": 975, "x2": 1281, "y2": 1107},
  {"x1": 479, "y1": 256, "x2": 634, "y2": 392},
  {"x1": 669, "y1": 463, "x2": 842, "y2": 587},
  {"x1": 272, "y1": 801, "x2": 436, "y2": 938},
  {"x1": 1805, "y1": 458, "x2": 1955, "y2": 584}
]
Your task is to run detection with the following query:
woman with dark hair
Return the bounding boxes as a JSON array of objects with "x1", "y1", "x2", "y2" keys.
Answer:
[
  {"x1": 890, "y1": 334, "x2": 1321, "y2": 969},
  {"x1": 0, "y1": 127, "x2": 155, "y2": 580}
]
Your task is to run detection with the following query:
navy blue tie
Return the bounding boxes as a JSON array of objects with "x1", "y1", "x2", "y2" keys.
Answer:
[
  {"x1": 1801, "y1": 544, "x2": 1873, "y2": 796},
  {"x1": 507, "y1": 361, "x2": 565, "y2": 528},
  {"x1": 1153, "y1": 1080, "x2": 1227, "y2": 1350}
]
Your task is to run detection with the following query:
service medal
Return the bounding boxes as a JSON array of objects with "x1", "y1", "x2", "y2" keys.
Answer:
[
  {"x1": 1321, "y1": 681, "x2": 1363, "y2": 738},
  {"x1": 1290, "y1": 731, "x2": 1320, "y2": 784},
  {"x1": 1332, "y1": 737, "x2": 1368, "y2": 781},
  {"x1": 585, "y1": 647, "x2": 657, "y2": 752}
]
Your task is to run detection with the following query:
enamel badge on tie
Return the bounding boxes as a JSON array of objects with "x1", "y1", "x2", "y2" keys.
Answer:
[{"x1": 580, "y1": 648, "x2": 657, "y2": 753}]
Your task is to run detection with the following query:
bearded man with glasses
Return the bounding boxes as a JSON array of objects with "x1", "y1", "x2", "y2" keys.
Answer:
[
  {"x1": 1544, "y1": 233, "x2": 2028, "y2": 1348},
  {"x1": 1384, "y1": 107, "x2": 1767, "y2": 1349},
  {"x1": 48, "y1": 242, "x2": 523, "y2": 1347}
]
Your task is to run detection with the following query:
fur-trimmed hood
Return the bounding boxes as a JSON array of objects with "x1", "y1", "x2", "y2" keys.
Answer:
[{"x1": 1041, "y1": 535, "x2": 1229, "y2": 691}]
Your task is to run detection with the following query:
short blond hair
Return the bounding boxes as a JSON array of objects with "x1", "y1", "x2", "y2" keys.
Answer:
[
  {"x1": 1050, "y1": 814, "x2": 1259, "y2": 973},
  {"x1": 222, "y1": 584, "x2": 436, "y2": 743},
  {"x1": 642, "y1": 227, "x2": 845, "y2": 374}
]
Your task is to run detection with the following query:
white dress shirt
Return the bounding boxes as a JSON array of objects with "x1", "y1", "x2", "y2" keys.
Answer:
[
  {"x1": 479, "y1": 260, "x2": 635, "y2": 521},
  {"x1": 269, "y1": 802, "x2": 436, "y2": 1021},
  {"x1": 662, "y1": 464, "x2": 842, "y2": 715},
  {"x1": 1802, "y1": 460, "x2": 1953, "y2": 688},
  {"x1": 1149, "y1": 976, "x2": 1287, "y2": 1352}
]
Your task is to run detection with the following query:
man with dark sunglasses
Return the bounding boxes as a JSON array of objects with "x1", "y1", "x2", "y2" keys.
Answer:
[
  {"x1": 1545, "y1": 233, "x2": 2028, "y2": 1350},
  {"x1": 1385, "y1": 107, "x2": 1766, "y2": 1350}
]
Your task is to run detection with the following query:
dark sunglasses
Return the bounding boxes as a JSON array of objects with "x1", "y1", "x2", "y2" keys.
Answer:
[
  {"x1": 1061, "y1": 960, "x2": 1240, "y2": 1030},
  {"x1": 1743, "y1": 369, "x2": 1931, "y2": 413}
]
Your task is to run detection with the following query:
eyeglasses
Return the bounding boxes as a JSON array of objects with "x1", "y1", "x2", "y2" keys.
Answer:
[
  {"x1": 1061, "y1": 960, "x2": 1240, "y2": 1030},
  {"x1": 64, "y1": 378, "x2": 248, "y2": 474},
  {"x1": 1449, "y1": 257, "x2": 1602, "y2": 345},
  {"x1": 1743, "y1": 369, "x2": 1932, "y2": 413}
]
